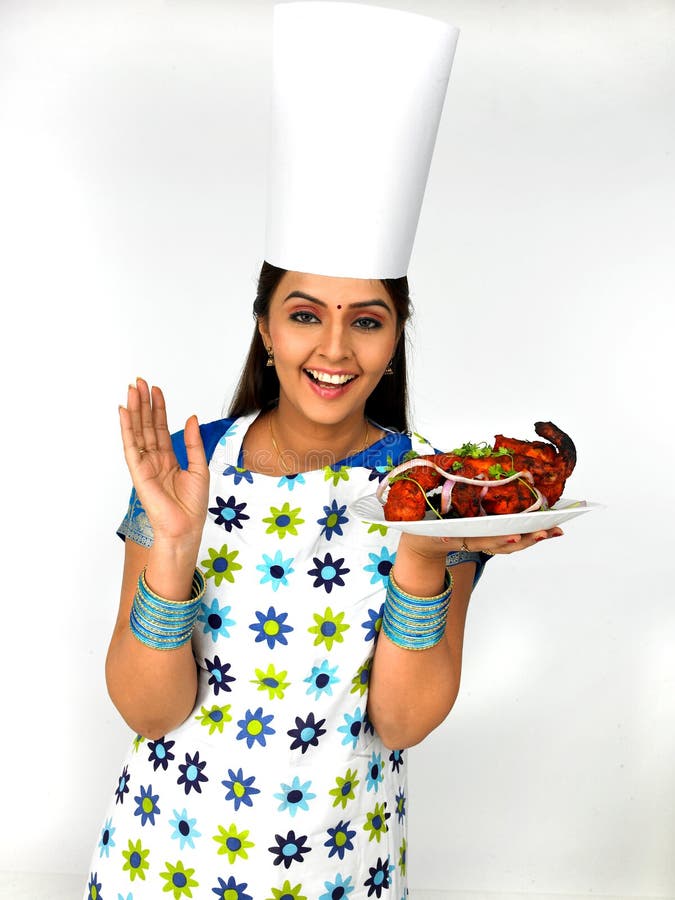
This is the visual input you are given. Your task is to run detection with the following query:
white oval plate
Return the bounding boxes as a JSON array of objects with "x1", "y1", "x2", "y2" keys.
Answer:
[{"x1": 348, "y1": 496, "x2": 602, "y2": 537}]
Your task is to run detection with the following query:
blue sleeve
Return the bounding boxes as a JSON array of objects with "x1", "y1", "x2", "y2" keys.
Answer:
[
  {"x1": 116, "y1": 417, "x2": 235, "y2": 546},
  {"x1": 445, "y1": 550, "x2": 490, "y2": 588}
]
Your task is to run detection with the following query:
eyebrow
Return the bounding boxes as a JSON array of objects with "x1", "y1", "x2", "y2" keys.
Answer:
[{"x1": 283, "y1": 291, "x2": 393, "y2": 314}]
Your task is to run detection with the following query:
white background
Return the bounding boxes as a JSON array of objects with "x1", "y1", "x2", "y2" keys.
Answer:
[{"x1": 1, "y1": 1, "x2": 674, "y2": 897}]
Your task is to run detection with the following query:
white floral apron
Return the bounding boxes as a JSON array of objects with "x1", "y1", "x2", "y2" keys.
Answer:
[{"x1": 86, "y1": 412, "x2": 419, "y2": 900}]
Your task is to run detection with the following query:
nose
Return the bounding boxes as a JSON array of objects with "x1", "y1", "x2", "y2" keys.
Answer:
[{"x1": 318, "y1": 318, "x2": 352, "y2": 362}]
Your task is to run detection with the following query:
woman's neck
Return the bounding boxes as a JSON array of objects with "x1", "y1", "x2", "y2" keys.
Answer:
[{"x1": 243, "y1": 400, "x2": 375, "y2": 475}]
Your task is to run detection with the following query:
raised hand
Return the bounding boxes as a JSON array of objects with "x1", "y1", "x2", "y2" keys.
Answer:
[{"x1": 119, "y1": 378, "x2": 209, "y2": 548}]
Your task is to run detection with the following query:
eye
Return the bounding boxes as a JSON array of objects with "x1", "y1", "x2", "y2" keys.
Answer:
[
  {"x1": 289, "y1": 310, "x2": 320, "y2": 324},
  {"x1": 353, "y1": 316, "x2": 382, "y2": 330}
]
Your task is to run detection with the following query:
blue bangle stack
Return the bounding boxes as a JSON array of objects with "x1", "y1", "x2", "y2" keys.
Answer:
[
  {"x1": 130, "y1": 567, "x2": 206, "y2": 650},
  {"x1": 382, "y1": 570, "x2": 453, "y2": 650}
]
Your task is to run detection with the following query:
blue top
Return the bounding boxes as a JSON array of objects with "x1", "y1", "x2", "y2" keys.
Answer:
[{"x1": 117, "y1": 415, "x2": 489, "y2": 581}]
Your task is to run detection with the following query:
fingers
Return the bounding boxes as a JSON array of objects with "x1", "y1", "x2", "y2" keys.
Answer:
[
  {"x1": 464, "y1": 527, "x2": 564, "y2": 555},
  {"x1": 119, "y1": 403, "x2": 146, "y2": 469},
  {"x1": 151, "y1": 385, "x2": 173, "y2": 455},
  {"x1": 137, "y1": 377, "x2": 158, "y2": 453},
  {"x1": 120, "y1": 378, "x2": 170, "y2": 463},
  {"x1": 184, "y1": 414, "x2": 208, "y2": 475}
]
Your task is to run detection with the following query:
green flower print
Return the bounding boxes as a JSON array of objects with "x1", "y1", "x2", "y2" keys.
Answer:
[
  {"x1": 201, "y1": 545, "x2": 242, "y2": 586},
  {"x1": 363, "y1": 801, "x2": 390, "y2": 843},
  {"x1": 329, "y1": 767, "x2": 360, "y2": 809},
  {"x1": 309, "y1": 607, "x2": 349, "y2": 651},
  {"x1": 213, "y1": 823, "x2": 254, "y2": 863},
  {"x1": 122, "y1": 837, "x2": 150, "y2": 881},
  {"x1": 350, "y1": 658, "x2": 372, "y2": 696},
  {"x1": 251, "y1": 664, "x2": 290, "y2": 700},
  {"x1": 263, "y1": 502, "x2": 304, "y2": 539},
  {"x1": 159, "y1": 860, "x2": 198, "y2": 898},
  {"x1": 195, "y1": 704, "x2": 232, "y2": 735},
  {"x1": 399, "y1": 837, "x2": 407, "y2": 875},
  {"x1": 367, "y1": 522, "x2": 389, "y2": 536},
  {"x1": 323, "y1": 465, "x2": 350, "y2": 486},
  {"x1": 268, "y1": 881, "x2": 307, "y2": 900}
]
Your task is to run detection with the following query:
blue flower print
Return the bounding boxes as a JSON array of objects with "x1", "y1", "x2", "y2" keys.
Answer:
[
  {"x1": 217, "y1": 420, "x2": 239, "y2": 446},
  {"x1": 317, "y1": 500, "x2": 349, "y2": 541},
  {"x1": 147, "y1": 737, "x2": 175, "y2": 772},
  {"x1": 324, "y1": 819, "x2": 356, "y2": 860},
  {"x1": 274, "y1": 776, "x2": 316, "y2": 816},
  {"x1": 304, "y1": 660, "x2": 340, "y2": 700},
  {"x1": 364, "y1": 547, "x2": 396, "y2": 586},
  {"x1": 86, "y1": 872, "x2": 102, "y2": 900},
  {"x1": 288, "y1": 712, "x2": 326, "y2": 754},
  {"x1": 389, "y1": 749, "x2": 404, "y2": 774},
  {"x1": 223, "y1": 464, "x2": 254, "y2": 485},
  {"x1": 269, "y1": 830, "x2": 312, "y2": 868},
  {"x1": 205, "y1": 655, "x2": 236, "y2": 695},
  {"x1": 361, "y1": 605, "x2": 384, "y2": 642},
  {"x1": 177, "y1": 751, "x2": 208, "y2": 795},
  {"x1": 364, "y1": 856, "x2": 394, "y2": 898},
  {"x1": 394, "y1": 787, "x2": 406, "y2": 823},
  {"x1": 249, "y1": 606, "x2": 293, "y2": 649},
  {"x1": 169, "y1": 808, "x2": 201, "y2": 850},
  {"x1": 133, "y1": 783, "x2": 161, "y2": 826},
  {"x1": 257, "y1": 551, "x2": 295, "y2": 592},
  {"x1": 366, "y1": 752, "x2": 384, "y2": 793},
  {"x1": 277, "y1": 473, "x2": 305, "y2": 491},
  {"x1": 209, "y1": 494, "x2": 250, "y2": 531},
  {"x1": 307, "y1": 553, "x2": 350, "y2": 593},
  {"x1": 320, "y1": 874, "x2": 355, "y2": 900},
  {"x1": 98, "y1": 817, "x2": 115, "y2": 858},
  {"x1": 237, "y1": 707, "x2": 275, "y2": 748},
  {"x1": 115, "y1": 765, "x2": 130, "y2": 805},
  {"x1": 197, "y1": 598, "x2": 236, "y2": 642},
  {"x1": 337, "y1": 707, "x2": 363, "y2": 749},
  {"x1": 368, "y1": 465, "x2": 390, "y2": 483},
  {"x1": 212, "y1": 876, "x2": 253, "y2": 900},
  {"x1": 222, "y1": 768, "x2": 260, "y2": 811}
]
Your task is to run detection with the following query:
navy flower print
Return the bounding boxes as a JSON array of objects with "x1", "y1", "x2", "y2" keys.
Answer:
[
  {"x1": 209, "y1": 494, "x2": 250, "y2": 531},
  {"x1": 177, "y1": 751, "x2": 208, "y2": 795},
  {"x1": 287, "y1": 712, "x2": 326, "y2": 754},
  {"x1": 114, "y1": 765, "x2": 130, "y2": 805},
  {"x1": 307, "y1": 553, "x2": 350, "y2": 593},
  {"x1": 268, "y1": 830, "x2": 312, "y2": 868},
  {"x1": 147, "y1": 737, "x2": 175, "y2": 772},
  {"x1": 205, "y1": 655, "x2": 236, "y2": 695}
]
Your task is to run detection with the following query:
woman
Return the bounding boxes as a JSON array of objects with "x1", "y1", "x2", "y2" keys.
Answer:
[{"x1": 85, "y1": 262, "x2": 561, "y2": 900}]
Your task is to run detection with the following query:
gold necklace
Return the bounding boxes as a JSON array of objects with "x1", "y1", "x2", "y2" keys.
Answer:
[{"x1": 268, "y1": 412, "x2": 370, "y2": 475}]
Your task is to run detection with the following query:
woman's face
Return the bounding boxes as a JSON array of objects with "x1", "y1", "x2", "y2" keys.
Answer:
[{"x1": 259, "y1": 270, "x2": 399, "y2": 428}]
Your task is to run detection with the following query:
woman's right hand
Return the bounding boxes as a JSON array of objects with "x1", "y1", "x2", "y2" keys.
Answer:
[{"x1": 119, "y1": 378, "x2": 209, "y2": 548}]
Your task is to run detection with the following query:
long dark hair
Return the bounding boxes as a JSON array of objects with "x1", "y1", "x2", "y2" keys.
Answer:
[{"x1": 228, "y1": 261, "x2": 412, "y2": 432}]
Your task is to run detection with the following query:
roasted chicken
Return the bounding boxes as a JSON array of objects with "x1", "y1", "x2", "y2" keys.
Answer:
[{"x1": 380, "y1": 421, "x2": 576, "y2": 521}]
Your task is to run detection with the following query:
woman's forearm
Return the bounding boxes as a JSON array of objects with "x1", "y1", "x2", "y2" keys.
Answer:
[
  {"x1": 105, "y1": 539, "x2": 201, "y2": 739},
  {"x1": 367, "y1": 543, "x2": 475, "y2": 749}
]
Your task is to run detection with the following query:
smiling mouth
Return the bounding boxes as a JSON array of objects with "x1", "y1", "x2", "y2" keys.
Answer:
[{"x1": 304, "y1": 369, "x2": 358, "y2": 387}]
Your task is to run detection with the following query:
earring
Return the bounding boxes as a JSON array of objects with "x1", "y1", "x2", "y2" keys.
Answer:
[
  {"x1": 384, "y1": 360, "x2": 394, "y2": 375},
  {"x1": 266, "y1": 346, "x2": 275, "y2": 367}
]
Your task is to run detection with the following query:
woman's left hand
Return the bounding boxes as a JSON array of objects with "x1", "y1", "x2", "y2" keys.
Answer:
[{"x1": 397, "y1": 527, "x2": 564, "y2": 561}]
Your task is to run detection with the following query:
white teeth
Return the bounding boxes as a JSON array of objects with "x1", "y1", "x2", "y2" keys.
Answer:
[{"x1": 306, "y1": 369, "x2": 355, "y2": 385}]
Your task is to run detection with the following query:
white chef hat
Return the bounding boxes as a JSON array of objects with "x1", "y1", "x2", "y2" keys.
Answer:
[{"x1": 264, "y1": 1, "x2": 459, "y2": 280}]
